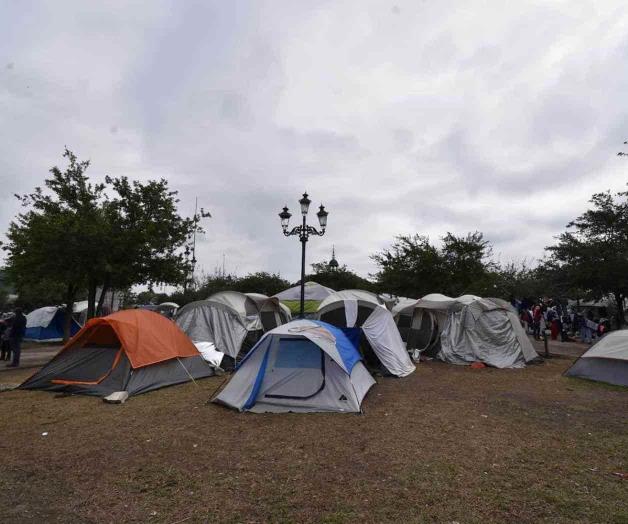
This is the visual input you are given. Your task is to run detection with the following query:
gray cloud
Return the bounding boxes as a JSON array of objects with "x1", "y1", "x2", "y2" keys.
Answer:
[{"x1": 1, "y1": 0, "x2": 628, "y2": 284}]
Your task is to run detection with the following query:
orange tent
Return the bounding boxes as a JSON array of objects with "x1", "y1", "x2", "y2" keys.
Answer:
[
  {"x1": 68, "y1": 309, "x2": 199, "y2": 368},
  {"x1": 20, "y1": 309, "x2": 215, "y2": 397}
]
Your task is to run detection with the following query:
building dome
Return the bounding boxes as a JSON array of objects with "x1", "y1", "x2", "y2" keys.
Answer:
[{"x1": 328, "y1": 246, "x2": 339, "y2": 270}]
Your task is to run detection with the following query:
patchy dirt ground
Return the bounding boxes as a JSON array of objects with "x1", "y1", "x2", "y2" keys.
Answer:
[{"x1": 0, "y1": 340, "x2": 626, "y2": 523}]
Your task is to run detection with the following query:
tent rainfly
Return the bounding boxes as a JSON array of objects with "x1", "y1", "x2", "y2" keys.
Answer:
[
  {"x1": 207, "y1": 291, "x2": 263, "y2": 332},
  {"x1": 20, "y1": 310, "x2": 215, "y2": 397},
  {"x1": 273, "y1": 281, "x2": 336, "y2": 316},
  {"x1": 565, "y1": 330, "x2": 628, "y2": 386},
  {"x1": 395, "y1": 294, "x2": 538, "y2": 368},
  {"x1": 316, "y1": 293, "x2": 415, "y2": 377},
  {"x1": 245, "y1": 293, "x2": 292, "y2": 331},
  {"x1": 25, "y1": 306, "x2": 81, "y2": 342},
  {"x1": 213, "y1": 319, "x2": 375, "y2": 413},
  {"x1": 175, "y1": 300, "x2": 253, "y2": 364}
]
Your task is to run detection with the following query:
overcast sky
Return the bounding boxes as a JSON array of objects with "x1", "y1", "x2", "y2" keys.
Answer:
[{"x1": 2, "y1": 0, "x2": 628, "y2": 284}]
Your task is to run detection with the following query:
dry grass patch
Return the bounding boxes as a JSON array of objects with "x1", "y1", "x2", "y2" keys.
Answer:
[{"x1": 0, "y1": 351, "x2": 626, "y2": 523}]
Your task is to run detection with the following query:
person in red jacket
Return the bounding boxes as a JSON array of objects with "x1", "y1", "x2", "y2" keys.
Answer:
[{"x1": 532, "y1": 305, "x2": 542, "y2": 340}]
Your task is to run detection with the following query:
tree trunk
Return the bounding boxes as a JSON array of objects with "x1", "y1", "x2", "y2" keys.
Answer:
[
  {"x1": 87, "y1": 279, "x2": 97, "y2": 320},
  {"x1": 613, "y1": 291, "x2": 624, "y2": 329},
  {"x1": 96, "y1": 275, "x2": 111, "y2": 316},
  {"x1": 63, "y1": 284, "x2": 77, "y2": 343}
]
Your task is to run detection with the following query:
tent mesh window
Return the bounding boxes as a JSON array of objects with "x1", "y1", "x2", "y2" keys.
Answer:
[
  {"x1": 264, "y1": 339, "x2": 326, "y2": 400},
  {"x1": 51, "y1": 344, "x2": 121, "y2": 384},
  {"x1": 319, "y1": 307, "x2": 346, "y2": 326}
]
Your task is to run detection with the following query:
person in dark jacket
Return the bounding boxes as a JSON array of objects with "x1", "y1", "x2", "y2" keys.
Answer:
[
  {"x1": 7, "y1": 308, "x2": 26, "y2": 367},
  {"x1": 0, "y1": 317, "x2": 11, "y2": 361}
]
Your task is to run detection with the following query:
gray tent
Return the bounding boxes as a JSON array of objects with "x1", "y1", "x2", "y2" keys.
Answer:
[
  {"x1": 316, "y1": 295, "x2": 415, "y2": 377},
  {"x1": 175, "y1": 300, "x2": 253, "y2": 361},
  {"x1": 213, "y1": 320, "x2": 375, "y2": 413},
  {"x1": 396, "y1": 294, "x2": 538, "y2": 368},
  {"x1": 565, "y1": 330, "x2": 628, "y2": 386},
  {"x1": 245, "y1": 293, "x2": 292, "y2": 331},
  {"x1": 207, "y1": 291, "x2": 263, "y2": 332}
]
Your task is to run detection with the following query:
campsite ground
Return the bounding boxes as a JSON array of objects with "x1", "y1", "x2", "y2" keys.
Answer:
[{"x1": 0, "y1": 339, "x2": 626, "y2": 523}]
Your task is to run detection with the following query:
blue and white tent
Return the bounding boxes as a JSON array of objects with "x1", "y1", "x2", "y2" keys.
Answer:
[
  {"x1": 25, "y1": 306, "x2": 81, "y2": 342},
  {"x1": 213, "y1": 319, "x2": 376, "y2": 413}
]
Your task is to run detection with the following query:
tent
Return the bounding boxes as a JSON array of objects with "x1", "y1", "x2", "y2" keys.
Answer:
[
  {"x1": 273, "y1": 281, "x2": 335, "y2": 316},
  {"x1": 207, "y1": 291, "x2": 263, "y2": 332},
  {"x1": 175, "y1": 300, "x2": 252, "y2": 364},
  {"x1": 391, "y1": 297, "x2": 420, "y2": 342},
  {"x1": 25, "y1": 306, "x2": 81, "y2": 342},
  {"x1": 20, "y1": 310, "x2": 214, "y2": 397},
  {"x1": 73, "y1": 301, "x2": 89, "y2": 326},
  {"x1": 156, "y1": 302, "x2": 180, "y2": 318},
  {"x1": 396, "y1": 294, "x2": 538, "y2": 368},
  {"x1": 565, "y1": 330, "x2": 628, "y2": 386},
  {"x1": 317, "y1": 289, "x2": 384, "y2": 310},
  {"x1": 316, "y1": 295, "x2": 415, "y2": 377},
  {"x1": 245, "y1": 293, "x2": 292, "y2": 331},
  {"x1": 213, "y1": 319, "x2": 375, "y2": 413}
]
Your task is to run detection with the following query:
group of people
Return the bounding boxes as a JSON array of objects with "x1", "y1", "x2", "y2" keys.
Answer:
[
  {"x1": 518, "y1": 300, "x2": 607, "y2": 344},
  {"x1": 0, "y1": 308, "x2": 27, "y2": 367}
]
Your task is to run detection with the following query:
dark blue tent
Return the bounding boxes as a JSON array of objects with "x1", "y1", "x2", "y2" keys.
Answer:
[{"x1": 25, "y1": 306, "x2": 81, "y2": 342}]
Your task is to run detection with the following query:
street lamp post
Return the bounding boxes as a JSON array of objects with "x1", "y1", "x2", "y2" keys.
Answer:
[{"x1": 279, "y1": 192, "x2": 328, "y2": 318}]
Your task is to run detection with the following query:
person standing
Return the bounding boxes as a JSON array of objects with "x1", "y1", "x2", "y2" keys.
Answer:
[
  {"x1": 532, "y1": 304, "x2": 542, "y2": 340},
  {"x1": 7, "y1": 307, "x2": 26, "y2": 368},
  {"x1": 519, "y1": 308, "x2": 529, "y2": 332},
  {"x1": 0, "y1": 317, "x2": 11, "y2": 361}
]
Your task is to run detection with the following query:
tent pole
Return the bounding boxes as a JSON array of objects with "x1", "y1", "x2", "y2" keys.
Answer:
[
  {"x1": 176, "y1": 357, "x2": 199, "y2": 387},
  {"x1": 299, "y1": 213, "x2": 307, "y2": 319}
]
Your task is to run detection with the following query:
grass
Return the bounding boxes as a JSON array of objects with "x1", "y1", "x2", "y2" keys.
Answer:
[{"x1": 0, "y1": 346, "x2": 626, "y2": 523}]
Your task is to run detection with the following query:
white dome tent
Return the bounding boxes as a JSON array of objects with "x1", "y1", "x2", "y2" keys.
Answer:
[{"x1": 316, "y1": 291, "x2": 415, "y2": 377}]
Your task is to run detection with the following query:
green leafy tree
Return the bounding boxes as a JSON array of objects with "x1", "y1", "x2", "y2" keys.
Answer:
[
  {"x1": 170, "y1": 271, "x2": 290, "y2": 304},
  {"x1": 3, "y1": 149, "x2": 201, "y2": 339},
  {"x1": 3, "y1": 149, "x2": 106, "y2": 338},
  {"x1": 371, "y1": 235, "x2": 443, "y2": 298},
  {"x1": 233, "y1": 272, "x2": 290, "y2": 296},
  {"x1": 305, "y1": 261, "x2": 375, "y2": 292},
  {"x1": 441, "y1": 231, "x2": 495, "y2": 296},
  {"x1": 97, "y1": 176, "x2": 199, "y2": 315},
  {"x1": 371, "y1": 232, "x2": 494, "y2": 298},
  {"x1": 546, "y1": 189, "x2": 628, "y2": 327}
]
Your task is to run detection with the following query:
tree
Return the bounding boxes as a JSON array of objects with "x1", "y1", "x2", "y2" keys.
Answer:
[
  {"x1": 97, "y1": 176, "x2": 199, "y2": 315},
  {"x1": 371, "y1": 232, "x2": 495, "y2": 298},
  {"x1": 3, "y1": 149, "x2": 106, "y2": 339},
  {"x1": 371, "y1": 235, "x2": 443, "y2": 298},
  {"x1": 441, "y1": 232, "x2": 495, "y2": 296},
  {"x1": 233, "y1": 272, "x2": 290, "y2": 296},
  {"x1": 306, "y1": 261, "x2": 375, "y2": 292},
  {"x1": 2, "y1": 149, "x2": 200, "y2": 339},
  {"x1": 546, "y1": 189, "x2": 628, "y2": 328}
]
